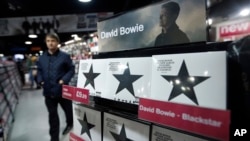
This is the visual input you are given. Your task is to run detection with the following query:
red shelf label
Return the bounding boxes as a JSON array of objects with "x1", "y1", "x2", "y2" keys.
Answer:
[
  {"x1": 70, "y1": 132, "x2": 85, "y2": 141},
  {"x1": 74, "y1": 87, "x2": 89, "y2": 105},
  {"x1": 62, "y1": 85, "x2": 89, "y2": 105},
  {"x1": 138, "y1": 98, "x2": 230, "y2": 141},
  {"x1": 62, "y1": 85, "x2": 75, "y2": 100}
]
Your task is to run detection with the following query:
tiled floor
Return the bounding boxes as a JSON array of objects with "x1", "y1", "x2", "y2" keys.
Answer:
[{"x1": 8, "y1": 88, "x2": 70, "y2": 141}]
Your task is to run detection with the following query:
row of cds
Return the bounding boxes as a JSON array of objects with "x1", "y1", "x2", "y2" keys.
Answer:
[
  {"x1": 77, "y1": 51, "x2": 227, "y2": 110},
  {"x1": 71, "y1": 103, "x2": 210, "y2": 141}
]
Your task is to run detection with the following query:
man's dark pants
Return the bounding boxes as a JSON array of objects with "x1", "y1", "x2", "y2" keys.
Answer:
[{"x1": 45, "y1": 96, "x2": 73, "y2": 141}]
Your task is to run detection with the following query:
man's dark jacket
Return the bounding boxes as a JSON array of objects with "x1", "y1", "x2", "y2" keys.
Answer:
[
  {"x1": 37, "y1": 50, "x2": 75, "y2": 97},
  {"x1": 155, "y1": 23, "x2": 190, "y2": 47}
]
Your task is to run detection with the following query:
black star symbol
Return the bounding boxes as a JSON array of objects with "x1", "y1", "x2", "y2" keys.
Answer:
[
  {"x1": 78, "y1": 113, "x2": 95, "y2": 140},
  {"x1": 83, "y1": 64, "x2": 100, "y2": 89},
  {"x1": 110, "y1": 124, "x2": 133, "y2": 141},
  {"x1": 113, "y1": 63, "x2": 143, "y2": 96},
  {"x1": 161, "y1": 60, "x2": 210, "y2": 105}
]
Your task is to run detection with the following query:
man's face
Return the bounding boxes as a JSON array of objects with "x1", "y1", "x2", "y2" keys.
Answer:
[
  {"x1": 160, "y1": 8, "x2": 174, "y2": 28},
  {"x1": 46, "y1": 36, "x2": 58, "y2": 50}
]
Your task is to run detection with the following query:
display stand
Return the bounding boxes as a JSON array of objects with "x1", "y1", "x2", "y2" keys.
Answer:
[
  {"x1": 0, "y1": 61, "x2": 22, "y2": 140},
  {"x1": 63, "y1": 1, "x2": 250, "y2": 140}
]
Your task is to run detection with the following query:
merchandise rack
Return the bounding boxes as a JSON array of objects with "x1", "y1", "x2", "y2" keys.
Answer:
[
  {"x1": 74, "y1": 40, "x2": 249, "y2": 141},
  {"x1": 0, "y1": 61, "x2": 22, "y2": 139}
]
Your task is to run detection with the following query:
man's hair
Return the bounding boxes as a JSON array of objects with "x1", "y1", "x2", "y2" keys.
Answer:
[
  {"x1": 45, "y1": 33, "x2": 60, "y2": 42},
  {"x1": 162, "y1": 1, "x2": 180, "y2": 20}
]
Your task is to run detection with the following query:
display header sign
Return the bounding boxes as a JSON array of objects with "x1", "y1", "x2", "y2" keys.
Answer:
[
  {"x1": 97, "y1": 0, "x2": 206, "y2": 52},
  {"x1": 138, "y1": 98, "x2": 230, "y2": 141}
]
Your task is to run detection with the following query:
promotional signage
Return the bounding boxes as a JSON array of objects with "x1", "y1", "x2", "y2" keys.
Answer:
[
  {"x1": 150, "y1": 51, "x2": 227, "y2": 110},
  {"x1": 138, "y1": 98, "x2": 230, "y2": 141},
  {"x1": 74, "y1": 87, "x2": 89, "y2": 105},
  {"x1": 219, "y1": 21, "x2": 250, "y2": 37},
  {"x1": 77, "y1": 59, "x2": 107, "y2": 97},
  {"x1": 103, "y1": 112, "x2": 150, "y2": 141},
  {"x1": 103, "y1": 57, "x2": 151, "y2": 105},
  {"x1": 97, "y1": 0, "x2": 206, "y2": 52},
  {"x1": 216, "y1": 19, "x2": 250, "y2": 41},
  {"x1": 151, "y1": 125, "x2": 209, "y2": 141},
  {"x1": 72, "y1": 104, "x2": 102, "y2": 141},
  {"x1": 62, "y1": 85, "x2": 89, "y2": 105},
  {"x1": 62, "y1": 85, "x2": 75, "y2": 100}
]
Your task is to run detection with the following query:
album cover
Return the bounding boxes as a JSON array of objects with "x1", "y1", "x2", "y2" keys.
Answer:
[
  {"x1": 150, "y1": 51, "x2": 227, "y2": 110},
  {"x1": 76, "y1": 59, "x2": 107, "y2": 97},
  {"x1": 103, "y1": 57, "x2": 151, "y2": 105},
  {"x1": 151, "y1": 125, "x2": 209, "y2": 141},
  {"x1": 103, "y1": 112, "x2": 150, "y2": 141},
  {"x1": 72, "y1": 104, "x2": 102, "y2": 141}
]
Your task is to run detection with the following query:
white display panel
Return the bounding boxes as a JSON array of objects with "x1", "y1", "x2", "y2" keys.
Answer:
[
  {"x1": 72, "y1": 104, "x2": 102, "y2": 141},
  {"x1": 150, "y1": 51, "x2": 227, "y2": 110},
  {"x1": 151, "y1": 125, "x2": 209, "y2": 141},
  {"x1": 103, "y1": 57, "x2": 151, "y2": 104},
  {"x1": 103, "y1": 112, "x2": 150, "y2": 141},
  {"x1": 77, "y1": 59, "x2": 106, "y2": 97}
]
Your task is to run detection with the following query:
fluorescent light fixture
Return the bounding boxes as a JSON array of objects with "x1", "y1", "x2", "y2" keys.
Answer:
[
  {"x1": 79, "y1": 0, "x2": 91, "y2": 2},
  {"x1": 28, "y1": 34, "x2": 38, "y2": 38},
  {"x1": 65, "y1": 40, "x2": 74, "y2": 45},
  {"x1": 71, "y1": 34, "x2": 77, "y2": 38},
  {"x1": 25, "y1": 41, "x2": 32, "y2": 45},
  {"x1": 239, "y1": 9, "x2": 250, "y2": 17},
  {"x1": 207, "y1": 18, "x2": 213, "y2": 25}
]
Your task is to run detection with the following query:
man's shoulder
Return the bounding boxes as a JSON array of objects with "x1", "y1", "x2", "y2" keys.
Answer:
[{"x1": 59, "y1": 50, "x2": 70, "y2": 57}]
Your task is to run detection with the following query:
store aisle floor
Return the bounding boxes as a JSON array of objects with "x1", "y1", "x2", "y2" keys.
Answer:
[{"x1": 8, "y1": 89, "x2": 70, "y2": 141}]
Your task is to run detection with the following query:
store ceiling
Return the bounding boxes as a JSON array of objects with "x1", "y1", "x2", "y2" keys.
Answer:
[
  {"x1": 0, "y1": 0, "x2": 249, "y2": 55},
  {"x1": 0, "y1": 0, "x2": 154, "y2": 55}
]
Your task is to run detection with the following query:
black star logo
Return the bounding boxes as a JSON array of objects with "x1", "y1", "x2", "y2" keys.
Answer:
[
  {"x1": 83, "y1": 64, "x2": 100, "y2": 89},
  {"x1": 161, "y1": 60, "x2": 210, "y2": 105},
  {"x1": 110, "y1": 124, "x2": 133, "y2": 141},
  {"x1": 78, "y1": 113, "x2": 95, "y2": 140},
  {"x1": 113, "y1": 63, "x2": 143, "y2": 96}
]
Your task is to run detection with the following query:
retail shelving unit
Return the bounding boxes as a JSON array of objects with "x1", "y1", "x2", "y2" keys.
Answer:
[
  {"x1": 0, "y1": 61, "x2": 21, "y2": 139},
  {"x1": 65, "y1": 1, "x2": 250, "y2": 140}
]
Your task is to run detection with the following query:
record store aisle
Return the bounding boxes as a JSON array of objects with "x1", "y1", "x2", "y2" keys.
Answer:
[{"x1": 8, "y1": 89, "x2": 70, "y2": 141}]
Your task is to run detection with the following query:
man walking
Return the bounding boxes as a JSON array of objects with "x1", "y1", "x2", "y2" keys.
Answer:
[{"x1": 37, "y1": 33, "x2": 75, "y2": 141}]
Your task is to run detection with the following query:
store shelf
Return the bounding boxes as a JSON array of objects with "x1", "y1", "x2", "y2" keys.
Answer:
[{"x1": 0, "y1": 61, "x2": 21, "y2": 139}]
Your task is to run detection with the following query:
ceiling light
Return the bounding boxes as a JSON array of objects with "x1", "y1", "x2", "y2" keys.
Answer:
[
  {"x1": 239, "y1": 9, "x2": 250, "y2": 17},
  {"x1": 79, "y1": 0, "x2": 91, "y2": 2},
  {"x1": 65, "y1": 40, "x2": 74, "y2": 45},
  {"x1": 207, "y1": 18, "x2": 213, "y2": 25},
  {"x1": 28, "y1": 34, "x2": 38, "y2": 38},
  {"x1": 25, "y1": 41, "x2": 32, "y2": 45}
]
